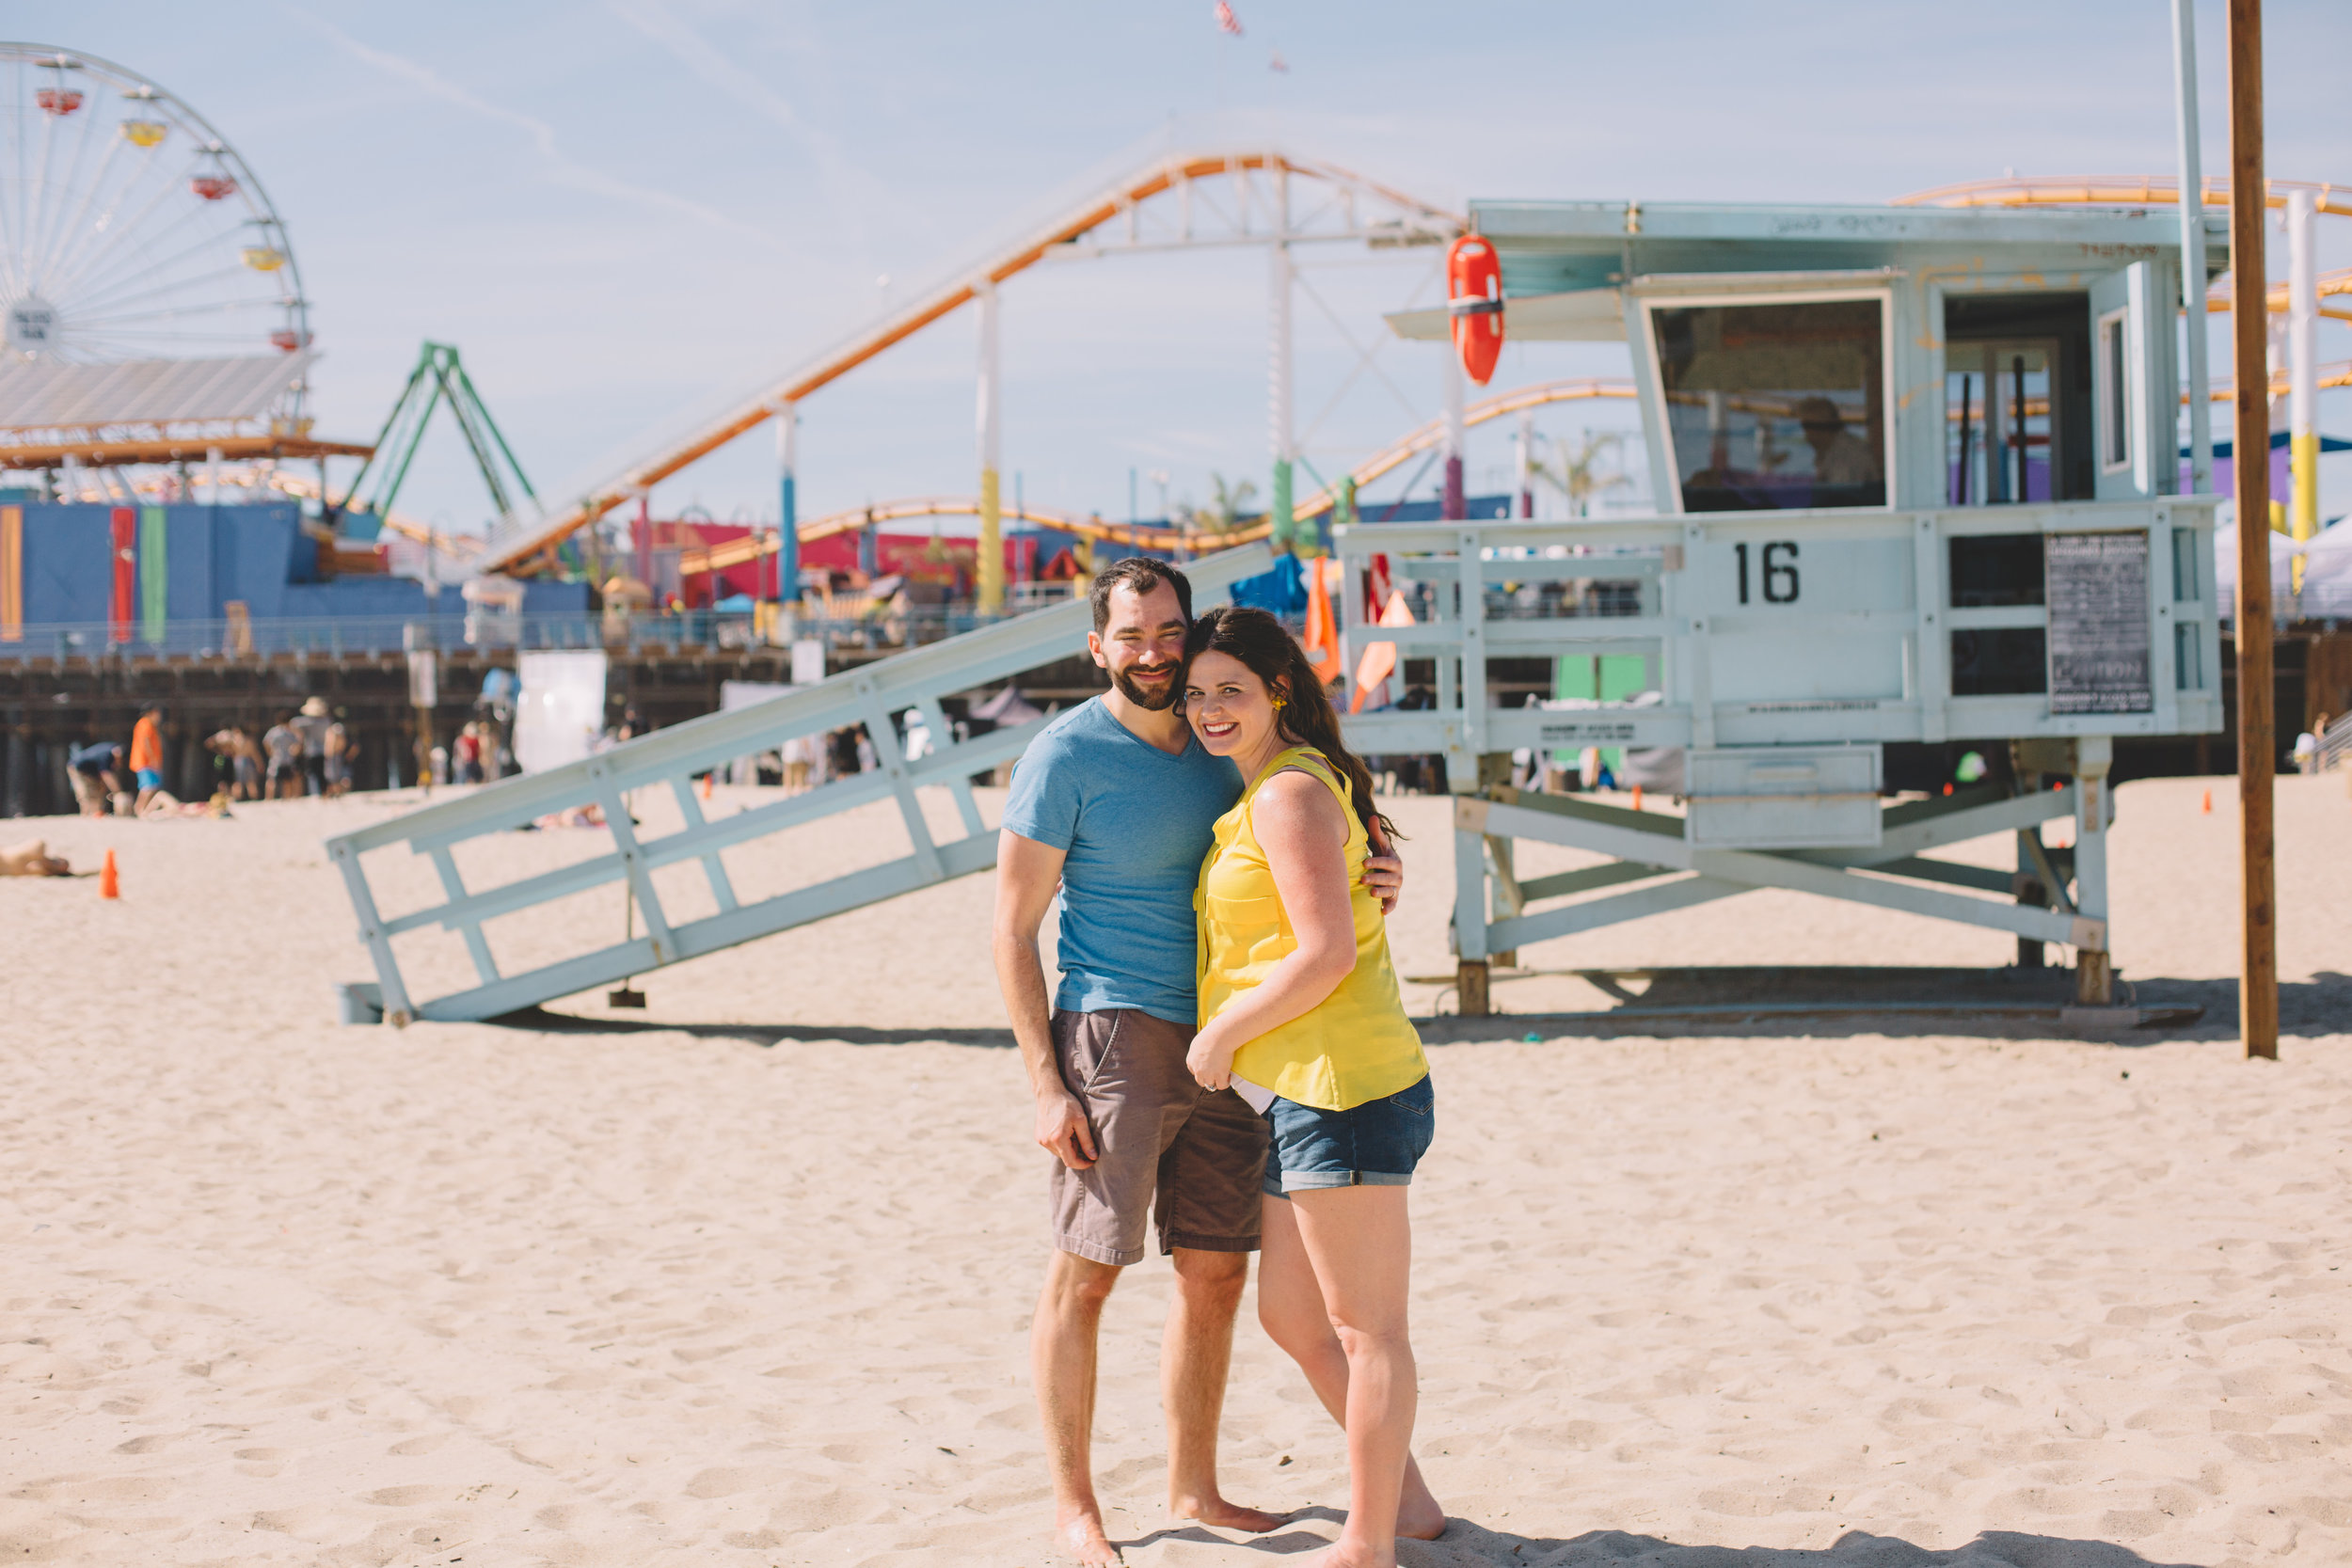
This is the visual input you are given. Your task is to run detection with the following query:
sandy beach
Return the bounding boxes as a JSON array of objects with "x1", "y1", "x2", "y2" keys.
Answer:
[{"x1": 3, "y1": 773, "x2": 2348, "y2": 1567}]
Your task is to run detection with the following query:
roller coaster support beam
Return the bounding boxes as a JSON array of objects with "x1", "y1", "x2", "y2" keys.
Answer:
[
  {"x1": 1440, "y1": 352, "x2": 1466, "y2": 520},
  {"x1": 774, "y1": 402, "x2": 800, "y2": 608},
  {"x1": 1268, "y1": 165, "x2": 1295, "y2": 554},
  {"x1": 2288, "y1": 189, "x2": 2318, "y2": 573},
  {"x1": 977, "y1": 281, "x2": 1005, "y2": 614},
  {"x1": 2172, "y1": 0, "x2": 2215, "y2": 495}
]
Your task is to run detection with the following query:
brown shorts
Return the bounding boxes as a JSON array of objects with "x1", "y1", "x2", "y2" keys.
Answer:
[{"x1": 1049, "y1": 1008, "x2": 1268, "y2": 1266}]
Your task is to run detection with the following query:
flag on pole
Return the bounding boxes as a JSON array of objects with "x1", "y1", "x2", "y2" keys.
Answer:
[
  {"x1": 1214, "y1": 1, "x2": 1243, "y2": 36},
  {"x1": 1348, "y1": 590, "x2": 1416, "y2": 714},
  {"x1": 1302, "y1": 559, "x2": 1340, "y2": 681}
]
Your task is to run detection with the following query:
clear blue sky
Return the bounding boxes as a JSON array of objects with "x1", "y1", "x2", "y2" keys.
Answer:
[{"x1": 12, "y1": 0, "x2": 2351, "y2": 533}]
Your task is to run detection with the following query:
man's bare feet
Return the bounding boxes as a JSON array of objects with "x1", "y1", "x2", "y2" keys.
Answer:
[
  {"x1": 1170, "y1": 1493, "x2": 1289, "y2": 1533},
  {"x1": 1055, "y1": 1509, "x2": 1122, "y2": 1566}
]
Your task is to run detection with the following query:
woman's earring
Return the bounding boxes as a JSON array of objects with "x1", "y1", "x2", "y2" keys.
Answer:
[{"x1": 1270, "y1": 695, "x2": 1287, "y2": 711}]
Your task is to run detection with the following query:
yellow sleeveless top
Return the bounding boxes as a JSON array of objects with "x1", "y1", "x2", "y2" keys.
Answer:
[{"x1": 1195, "y1": 745, "x2": 1426, "y2": 1112}]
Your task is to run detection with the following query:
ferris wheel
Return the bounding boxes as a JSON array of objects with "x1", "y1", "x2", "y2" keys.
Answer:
[{"x1": 0, "y1": 43, "x2": 310, "y2": 373}]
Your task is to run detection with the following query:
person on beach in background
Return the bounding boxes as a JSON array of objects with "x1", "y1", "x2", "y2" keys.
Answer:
[
  {"x1": 129, "y1": 705, "x2": 167, "y2": 814},
  {"x1": 325, "y1": 720, "x2": 351, "y2": 797},
  {"x1": 218, "y1": 726, "x2": 263, "y2": 801},
  {"x1": 1184, "y1": 606, "x2": 1443, "y2": 1568},
  {"x1": 206, "y1": 729, "x2": 242, "y2": 800},
  {"x1": 263, "y1": 715, "x2": 301, "y2": 800},
  {"x1": 67, "y1": 739, "x2": 125, "y2": 817},
  {"x1": 293, "y1": 696, "x2": 333, "y2": 797},
  {"x1": 992, "y1": 560, "x2": 1404, "y2": 1567},
  {"x1": 453, "y1": 721, "x2": 483, "y2": 784},
  {"x1": 0, "y1": 838, "x2": 72, "y2": 875}
]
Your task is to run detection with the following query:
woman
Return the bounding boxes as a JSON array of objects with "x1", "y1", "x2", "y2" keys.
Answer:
[{"x1": 1182, "y1": 606, "x2": 1443, "y2": 1567}]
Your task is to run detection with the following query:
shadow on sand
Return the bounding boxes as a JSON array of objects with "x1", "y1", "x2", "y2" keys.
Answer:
[
  {"x1": 1416, "y1": 966, "x2": 2351, "y2": 1046},
  {"x1": 489, "y1": 1006, "x2": 1016, "y2": 1050},
  {"x1": 490, "y1": 969, "x2": 2349, "y2": 1051},
  {"x1": 1127, "y1": 1513, "x2": 2200, "y2": 1566}
]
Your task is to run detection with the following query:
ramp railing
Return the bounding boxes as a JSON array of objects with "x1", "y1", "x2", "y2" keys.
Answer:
[{"x1": 328, "y1": 545, "x2": 1270, "y2": 1024}]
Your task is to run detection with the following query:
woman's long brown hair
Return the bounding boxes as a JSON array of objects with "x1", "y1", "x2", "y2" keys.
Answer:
[{"x1": 1183, "y1": 604, "x2": 1400, "y2": 844}]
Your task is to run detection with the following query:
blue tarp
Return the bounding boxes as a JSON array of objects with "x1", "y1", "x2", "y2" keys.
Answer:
[
  {"x1": 1229, "y1": 551, "x2": 1308, "y2": 615},
  {"x1": 1225, "y1": 495, "x2": 1518, "y2": 612}
]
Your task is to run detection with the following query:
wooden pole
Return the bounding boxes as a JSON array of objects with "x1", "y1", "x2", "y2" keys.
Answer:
[{"x1": 2226, "y1": 0, "x2": 2279, "y2": 1060}]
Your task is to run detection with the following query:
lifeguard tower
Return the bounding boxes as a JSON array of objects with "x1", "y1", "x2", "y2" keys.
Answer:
[{"x1": 1364, "y1": 198, "x2": 2229, "y2": 1014}]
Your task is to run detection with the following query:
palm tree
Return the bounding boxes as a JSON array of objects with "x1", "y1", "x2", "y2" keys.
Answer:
[
  {"x1": 1534, "y1": 430, "x2": 1630, "y2": 517},
  {"x1": 1198, "y1": 471, "x2": 1258, "y2": 534}
]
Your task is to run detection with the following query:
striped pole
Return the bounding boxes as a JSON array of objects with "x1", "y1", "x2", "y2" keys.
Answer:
[
  {"x1": 2286, "y1": 190, "x2": 2317, "y2": 588},
  {"x1": 2173, "y1": 0, "x2": 2214, "y2": 497},
  {"x1": 975, "y1": 281, "x2": 1005, "y2": 613},
  {"x1": 1268, "y1": 166, "x2": 1295, "y2": 554},
  {"x1": 774, "y1": 401, "x2": 800, "y2": 609}
]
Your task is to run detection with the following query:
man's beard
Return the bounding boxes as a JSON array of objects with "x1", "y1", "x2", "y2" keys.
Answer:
[{"x1": 1111, "y1": 660, "x2": 1183, "y2": 711}]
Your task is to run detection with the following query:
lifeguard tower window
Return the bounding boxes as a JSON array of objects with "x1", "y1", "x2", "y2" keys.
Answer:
[
  {"x1": 2099, "y1": 309, "x2": 2132, "y2": 471},
  {"x1": 1651, "y1": 299, "x2": 1886, "y2": 512},
  {"x1": 1948, "y1": 532, "x2": 2049, "y2": 696},
  {"x1": 1943, "y1": 293, "x2": 2093, "y2": 503}
]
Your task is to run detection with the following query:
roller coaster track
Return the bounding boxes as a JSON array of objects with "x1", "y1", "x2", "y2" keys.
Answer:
[
  {"x1": 1897, "y1": 174, "x2": 2352, "y2": 217},
  {"x1": 477, "y1": 149, "x2": 1460, "y2": 578},
  {"x1": 490, "y1": 167, "x2": 2352, "y2": 582},
  {"x1": 677, "y1": 376, "x2": 1639, "y2": 576},
  {"x1": 1901, "y1": 176, "x2": 2352, "y2": 321}
]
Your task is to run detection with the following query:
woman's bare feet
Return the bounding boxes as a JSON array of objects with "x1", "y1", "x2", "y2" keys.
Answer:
[
  {"x1": 1170, "y1": 1492, "x2": 1288, "y2": 1533},
  {"x1": 1055, "y1": 1508, "x2": 1122, "y2": 1566},
  {"x1": 1301, "y1": 1537, "x2": 1397, "y2": 1568},
  {"x1": 1397, "y1": 1460, "x2": 1447, "y2": 1541}
]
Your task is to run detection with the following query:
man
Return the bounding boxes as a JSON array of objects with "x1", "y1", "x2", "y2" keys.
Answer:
[
  {"x1": 67, "y1": 739, "x2": 124, "y2": 817},
  {"x1": 1793, "y1": 395, "x2": 1883, "y2": 497},
  {"x1": 993, "y1": 559, "x2": 1400, "y2": 1566},
  {"x1": 292, "y1": 696, "x2": 333, "y2": 797},
  {"x1": 128, "y1": 705, "x2": 167, "y2": 814},
  {"x1": 262, "y1": 715, "x2": 302, "y2": 800}
]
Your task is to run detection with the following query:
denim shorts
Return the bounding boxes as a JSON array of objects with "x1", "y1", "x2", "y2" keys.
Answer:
[{"x1": 1263, "y1": 1073, "x2": 1435, "y2": 1197}]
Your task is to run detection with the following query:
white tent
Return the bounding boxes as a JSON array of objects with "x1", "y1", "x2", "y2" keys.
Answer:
[{"x1": 2212, "y1": 515, "x2": 2352, "y2": 621}]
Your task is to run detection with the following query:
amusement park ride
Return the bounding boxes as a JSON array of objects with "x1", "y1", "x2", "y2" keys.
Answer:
[{"x1": 0, "y1": 45, "x2": 359, "y2": 480}]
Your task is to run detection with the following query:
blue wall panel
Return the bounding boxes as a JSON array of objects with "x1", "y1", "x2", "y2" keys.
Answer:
[
  {"x1": 521, "y1": 580, "x2": 590, "y2": 613},
  {"x1": 280, "y1": 578, "x2": 432, "y2": 619},
  {"x1": 279, "y1": 503, "x2": 322, "y2": 584},
  {"x1": 21, "y1": 506, "x2": 111, "y2": 624},
  {"x1": 226, "y1": 507, "x2": 295, "y2": 619},
  {"x1": 164, "y1": 506, "x2": 220, "y2": 622}
]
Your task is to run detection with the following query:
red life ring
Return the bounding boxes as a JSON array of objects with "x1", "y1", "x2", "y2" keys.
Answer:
[{"x1": 1447, "y1": 234, "x2": 1503, "y2": 386}]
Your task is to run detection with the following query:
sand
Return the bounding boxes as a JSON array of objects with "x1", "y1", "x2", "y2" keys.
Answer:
[{"x1": 2, "y1": 773, "x2": 2348, "y2": 1567}]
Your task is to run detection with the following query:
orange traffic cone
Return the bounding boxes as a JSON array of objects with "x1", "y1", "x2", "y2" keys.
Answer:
[
  {"x1": 1630, "y1": 784, "x2": 1644, "y2": 812},
  {"x1": 99, "y1": 849, "x2": 119, "y2": 899},
  {"x1": 2201, "y1": 788, "x2": 2213, "y2": 815},
  {"x1": 700, "y1": 771, "x2": 713, "y2": 800}
]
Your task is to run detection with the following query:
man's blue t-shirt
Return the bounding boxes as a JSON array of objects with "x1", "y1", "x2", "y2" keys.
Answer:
[{"x1": 1001, "y1": 697, "x2": 1242, "y2": 1025}]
